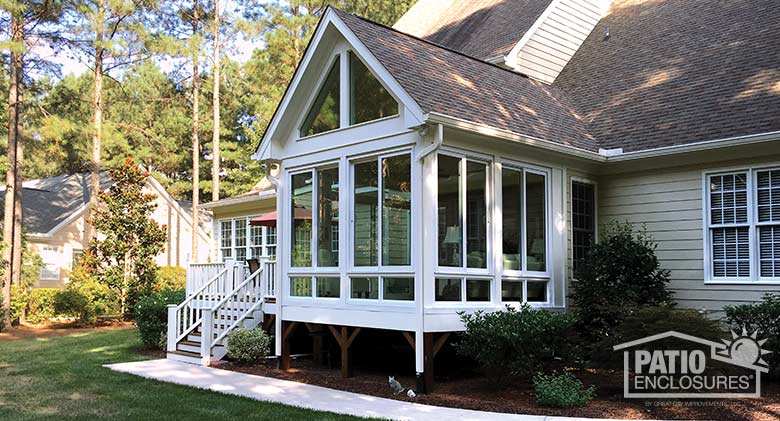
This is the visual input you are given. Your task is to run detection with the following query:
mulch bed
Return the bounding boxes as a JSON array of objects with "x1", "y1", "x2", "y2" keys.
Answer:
[
  {"x1": 219, "y1": 358, "x2": 780, "y2": 420},
  {"x1": 0, "y1": 319, "x2": 134, "y2": 340}
]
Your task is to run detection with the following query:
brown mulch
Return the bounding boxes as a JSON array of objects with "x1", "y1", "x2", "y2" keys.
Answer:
[
  {"x1": 219, "y1": 359, "x2": 780, "y2": 420},
  {"x1": 0, "y1": 319, "x2": 134, "y2": 340}
]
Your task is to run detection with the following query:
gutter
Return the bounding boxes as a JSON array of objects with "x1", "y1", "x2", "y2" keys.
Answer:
[
  {"x1": 264, "y1": 159, "x2": 282, "y2": 189},
  {"x1": 415, "y1": 123, "x2": 443, "y2": 162},
  {"x1": 605, "y1": 130, "x2": 780, "y2": 161}
]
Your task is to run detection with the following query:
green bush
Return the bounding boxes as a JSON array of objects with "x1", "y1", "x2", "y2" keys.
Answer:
[
  {"x1": 571, "y1": 222, "x2": 672, "y2": 341},
  {"x1": 134, "y1": 289, "x2": 185, "y2": 349},
  {"x1": 533, "y1": 372, "x2": 595, "y2": 408},
  {"x1": 227, "y1": 327, "x2": 272, "y2": 364},
  {"x1": 26, "y1": 288, "x2": 60, "y2": 324},
  {"x1": 156, "y1": 266, "x2": 186, "y2": 291},
  {"x1": 725, "y1": 293, "x2": 780, "y2": 379},
  {"x1": 591, "y1": 305, "x2": 725, "y2": 368},
  {"x1": 455, "y1": 305, "x2": 578, "y2": 382},
  {"x1": 54, "y1": 278, "x2": 115, "y2": 325}
]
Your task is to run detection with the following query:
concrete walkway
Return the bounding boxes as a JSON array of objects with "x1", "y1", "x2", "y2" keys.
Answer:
[{"x1": 106, "y1": 359, "x2": 631, "y2": 421}]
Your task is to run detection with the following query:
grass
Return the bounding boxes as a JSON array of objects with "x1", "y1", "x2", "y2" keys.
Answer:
[{"x1": 0, "y1": 327, "x2": 368, "y2": 420}]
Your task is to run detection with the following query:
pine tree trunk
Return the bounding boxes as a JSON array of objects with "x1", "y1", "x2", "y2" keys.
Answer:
[
  {"x1": 2, "y1": 12, "x2": 23, "y2": 332},
  {"x1": 191, "y1": 0, "x2": 200, "y2": 263},
  {"x1": 86, "y1": 0, "x2": 105, "y2": 241},
  {"x1": 211, "y1": 0, "x2": 220, "y2": 202}
]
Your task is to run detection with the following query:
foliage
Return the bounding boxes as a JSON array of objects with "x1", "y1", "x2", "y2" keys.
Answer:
[
  {"x1": 571, "y1": 221, "x2": 672, "y2": 341},
  {"x1": 25, "y1": 288, "x2": 60, "y2": 324},
  {"x1": 85, "y1": 159, "x2": 167, "y2": 318},
  {"x1": 134, "y1": 288, "x2": 185, "y2": 348},
  {"x1": 156, "y1": 266, "x2": 186, "y2": 291},
  {"x1": 227, "y1": 327, "x2": 272, "y2": 364},
  {"x1": 725, "y1": 293, "x2": 780, "y2": 379},
  {"x1": 533, "y1": 372, "x2": 596, "y2": 408},
  {"x1": 590, "y1": 305, "x2": 725, "y2": 368},
  {"x1": 54, "y1": 276, "x2": 115, "y2": 325},
  {"x1": 1, "y1": 239, "x2": 44, "y2": 326},
  {"x1": 455, "y1": 305, "x2": 578, "y2": 382}
]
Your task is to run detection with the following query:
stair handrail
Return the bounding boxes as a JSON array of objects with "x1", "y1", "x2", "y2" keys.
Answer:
[
  {"x1": 173, "y1": 265, "x2": 229, "y2": 344},
  {"x1": 201, "y1": 264, "x2": 265, "y2": 363}
]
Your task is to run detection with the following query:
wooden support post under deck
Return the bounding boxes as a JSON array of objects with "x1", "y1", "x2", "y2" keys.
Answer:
[
  {"x1": 280, "y1": 321, "x2": 297, "y2": 371},
  {"x1": 420, "y1": 332, "x2": 451, "y2": 394},
  {"x1": 328, "y1": 325, "x2": 361, "y2": 378}
]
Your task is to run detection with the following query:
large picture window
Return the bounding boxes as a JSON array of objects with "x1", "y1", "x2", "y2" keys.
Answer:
[
  {"x1": 349, "y1": 52, "x2": 398, "y2": 125},
  {"x1": 291, "y1": 167, "x2": 339, "y2": 268},
  {"x1": 437, "y1": 154, "x2": 488, "y2": 269},
  {"x1": 706, "y1": 168, "x2": 780, "y2": 282},
  {"x1": 300, "y1": 59, "x2": 340, "y2": 137},
  {"x1": 352, "y1": 153, "x2": 412, "y2": 268}
]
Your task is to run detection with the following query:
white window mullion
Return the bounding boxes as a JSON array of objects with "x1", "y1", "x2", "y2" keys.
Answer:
[
  {"x1": 521, "y1": 169, "x2": 528, "y2": 274},
  {"x1": 460, "y1": 157, "x2": 467, "y2": 269},
  {"x1": 377, "y1": 157, "x2": 383, "y2": 268},
  {"x1": 312, "y1": 169, "x2": 319, "y2": 268}
]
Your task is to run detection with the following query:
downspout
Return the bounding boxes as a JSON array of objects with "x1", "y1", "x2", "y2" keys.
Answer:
[
  {"x1": 263, "y1": 159, "x2": 281, "y2": 189},
  {"x1": 416, "y1": 123, "x2": 443, "y2": 162}
]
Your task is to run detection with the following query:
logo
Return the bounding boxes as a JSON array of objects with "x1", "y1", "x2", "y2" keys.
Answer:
[{"x1": 614, "y1": 329, "x2": 771, "y2": 398}]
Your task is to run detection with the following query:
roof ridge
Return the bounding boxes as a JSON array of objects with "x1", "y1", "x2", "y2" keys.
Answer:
[{"x1": 330, "y1": 6, "x2": 532, "y2": 81}]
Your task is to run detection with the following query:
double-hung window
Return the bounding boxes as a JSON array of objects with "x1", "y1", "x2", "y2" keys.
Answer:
[
  {"x1": 571, "y1": 180, "x2": 596, "y2": 276},
  {"x1": 350, "y1": 152, "x2": 414, "y2": 301},
  {"x1": 289, "y1": 166, "x2": 340, "y2": 298},
  {"x1": 705, "y1": 168, "x2": 780, "y2": 282},
  {"x1": 435, "y1": 153, "x2": 491, "y2": 303}
]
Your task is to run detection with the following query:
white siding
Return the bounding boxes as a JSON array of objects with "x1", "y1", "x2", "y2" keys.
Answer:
[
  {"x1": 598, "y1": 162, "x2": 780, "y2": 316},
  {"x1": 509, "y1": 0, "x2": 609, "y2": 84}
]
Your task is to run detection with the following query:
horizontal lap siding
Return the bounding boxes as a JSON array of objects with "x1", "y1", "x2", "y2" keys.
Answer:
[{"x1": 598, "y1": 167, "x2": 780, "y2": 316}]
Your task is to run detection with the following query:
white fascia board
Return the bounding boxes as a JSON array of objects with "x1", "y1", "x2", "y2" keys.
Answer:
[
  {"x1": 606, "y1": 130, "x2": 780, "y2": 161},
  {"x1": 424, "y1": 112, "x2": 606, "y2": 162},
  {"x1": 200, "y1": 191, "x2": 275, "y2": 210}
]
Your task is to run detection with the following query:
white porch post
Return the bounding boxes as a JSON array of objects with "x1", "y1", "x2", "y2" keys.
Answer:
[
  {"x1": 274, "y1": 167, "x2": 286, "y2": 358},
  {"x1": 201, "y1": 308, "x2": 213, "y2": 366},
  {"x1": 166, "y1": 304, "x2": 177, "y2": 352}
]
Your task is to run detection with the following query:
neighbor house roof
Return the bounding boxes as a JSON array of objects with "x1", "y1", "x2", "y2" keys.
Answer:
[
  {"x1": 334, "y1": 8, "x2": 597, "y2": 152},
  {"x1": 0, "y1": 172, "x2": 112, "y2": 235},
  {"x1": 393, "y1": 0, "x2": 553, "y2": 61},
  {"x1": 553, "y1": 0, "x2": 780, "y2": 153}
]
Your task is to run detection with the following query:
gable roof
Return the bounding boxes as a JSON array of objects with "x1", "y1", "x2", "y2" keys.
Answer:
[
  {"x1": 0, "y1": 173, "x2": 112, "y2": 235},
  {"x1": 554, "y1": 0, "x2": 780, "y2": 153},
  {"x1": 393, "y1": 0, "x2": 553, "y2": 61},
  {"x1": 335, "y1": 8, "x2": 597, "y2": 152}
]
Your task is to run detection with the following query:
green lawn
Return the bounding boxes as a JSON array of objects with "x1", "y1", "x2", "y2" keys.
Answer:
[{"x1": 0, "y1": 327, "x2": 367, "y2": 420}]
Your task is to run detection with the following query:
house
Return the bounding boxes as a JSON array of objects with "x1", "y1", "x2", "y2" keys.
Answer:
[
  {"x1": 0, "y1": 172, "x2": 211, "y2": 288},
  {"x1": 170, "y1": 0, "x2": 780, "y2": 393}
]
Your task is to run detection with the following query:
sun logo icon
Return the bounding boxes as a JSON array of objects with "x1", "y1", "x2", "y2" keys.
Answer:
[{"x1": 716, "y1": 327, "x2": 772, "y2": 370}]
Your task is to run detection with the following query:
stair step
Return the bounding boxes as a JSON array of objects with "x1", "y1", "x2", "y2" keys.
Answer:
[{"x1": 168, "y1": 349, "x2": 201, "y2": 358}]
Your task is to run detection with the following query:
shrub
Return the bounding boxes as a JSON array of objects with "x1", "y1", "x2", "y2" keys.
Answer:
[
  {"x1": 156, "y1": 266, "x2": 186, "y2": 291},
  {"x1": 227, "y1": 327, "x2": 272, "y2": 364},
  {"x1": 455, "y1": 305, "x2": 578, "y2": 382},
  {"x1": 26, "y1": 288, "x2": 60, "y2": 324},
  {"x1": 725, "y1": 293, "x2": 780, "y2": 379},
  {"x1": 591, "y1": 305, "x2": 725, "y2": 368},
  {"x1": 134, "y1": 289, "x2": 185, "y2": 348},
  {"x1": 571, "y1": 222, "x2": 672, "y2": 341},
  {"x1": 55, "y1": 278, "x2": 115, "y2": 325},
  {"x1": 533, "y1": 372, "x2": 595, "y2": 408}
]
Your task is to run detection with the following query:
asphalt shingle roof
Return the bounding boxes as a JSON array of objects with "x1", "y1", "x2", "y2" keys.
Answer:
[
  {"x1": 393, "y1": 0, "x2": 553, "y2": 61},
  {"x1": 335, "y1": 8, "x2": 597, "y2": 152},
  {"x1": 551, "y1": 0, "x2": 780, "y2": 152}
]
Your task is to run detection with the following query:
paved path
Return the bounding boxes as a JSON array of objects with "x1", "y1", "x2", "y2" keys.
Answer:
[{"x1": 106, "y1": 359, "x2": 633, "y2": 421}]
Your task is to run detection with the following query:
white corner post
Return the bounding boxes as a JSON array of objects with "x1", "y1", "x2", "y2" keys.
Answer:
[
  {"x1": 201, "y1": 308, "x2": 213, "y2": 366},
  {"x1": 166, "y1": 304, "x2": 177, "y2": 352}
]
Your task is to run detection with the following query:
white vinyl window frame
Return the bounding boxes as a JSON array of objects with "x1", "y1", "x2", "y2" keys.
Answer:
[
  {"x1": 39, "y1": 245, "x2": 60, "y2": 281},
  {"x1": 286, "y1": 162, "x2": 342, "y2": 302},
  {"x1": 703, "y1": 165, "x2": 780, "y2": 284},
  {"x1": 217, "y1": 216, "x2": 275, "y2": 262},
  {"x1": 570, "y1": 176, "x2": 598, "y2": 277}
]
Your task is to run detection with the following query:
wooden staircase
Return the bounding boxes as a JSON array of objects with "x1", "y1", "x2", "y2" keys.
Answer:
[{"x1": 166, "y1": 259, "x2": 270, "y2": 366}]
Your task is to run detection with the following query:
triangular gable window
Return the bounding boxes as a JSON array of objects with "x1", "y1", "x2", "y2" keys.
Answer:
[
  {"x1": 301, "y1": 58, "x2": 341, "y2": 137},
  {"x1": 349, "y1": 52, "x2": 398, "y2": 125}
]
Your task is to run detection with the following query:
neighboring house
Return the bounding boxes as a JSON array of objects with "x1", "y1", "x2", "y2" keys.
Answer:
[
  {"x1": 172, "y1": 0, "x2": 780, "y2": 392},
  {"x1": 0, "y1": 172, "x2": 211, "y2": 288},
  {"x1": 201, "y1": 173, "x2": 279, "y2": 263}
]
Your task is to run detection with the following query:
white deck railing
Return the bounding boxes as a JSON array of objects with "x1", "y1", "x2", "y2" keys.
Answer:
[{"x1": 185, "y1": 258, "x2": 276, "y2": 299}]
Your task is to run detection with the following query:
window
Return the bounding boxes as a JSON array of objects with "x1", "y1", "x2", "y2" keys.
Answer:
[
  {"x1": 706, "y1": 168, "x2": 780, "y2": 282},
  {"x1": 317, "y1": 167, "x2": 339, "y2": 267},
  {"x1": 349, "y1": 52, "x2": 398, "y2": 125},
  {"x1": 437, "y1": 154, "x2": 488, "y2": 269},
  {"x1": 316, "y1": 277, "x2": 340, "y2": 298},
  {"x1": 291, "y1": 172, "x2": 314, "y2": 267},
  {"x1": 501, "y1": 279, "x2": 548, "y2": 303},
  {"x1": 501, "y1": 167, "x2": 549, "y2": 274},
  {"x1": 571, "y1": 180, "x2": 596, "y2": 275},
  {"x1": 435, "y1": 276, "x2": 492, "y2": 303},
  {"x1": 301, "y1": 59, "x2": 340, "y2": 137},
  {"x1": 352, "y1": 154, "x2": 412, "y2": 268},
  {"x1": 351, "y1": 277, "x2": 379, "y2": 299},
  {"x1": 383, "y1": 277, "x2": 414, "y2": 301},
  {"x1": 71, "y1": 249, "x2": 84, "y2": 269},
  {"x1": 290, "y1": 277, "x2": 312, "y2": 297},
  {"x1": 39, "y1": 246, "x2": 59, "y2": 280},
  {"x1": 291, "y1": 167, "x2": 339, "y2": 268},
  {"x1": 219, "y1": 217, "x2": 276, "y2": 262}
]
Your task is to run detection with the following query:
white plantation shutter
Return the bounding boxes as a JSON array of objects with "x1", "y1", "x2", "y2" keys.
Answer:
[
  {"x1": 756, "y1": 169, "x2": 780, "y2": 277},
  {"x1": 709, "y1": 173, "x2": 750, "y2": 279}
]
